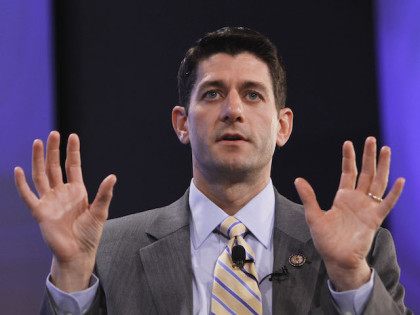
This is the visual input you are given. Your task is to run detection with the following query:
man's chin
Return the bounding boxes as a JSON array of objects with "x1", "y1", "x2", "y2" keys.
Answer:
[
  {"x1": 212, "y1": 160, "x2": 257, "y2": 179},
  {"x1": 193, "y1": 151, "x2": 270, "y2": 181}
]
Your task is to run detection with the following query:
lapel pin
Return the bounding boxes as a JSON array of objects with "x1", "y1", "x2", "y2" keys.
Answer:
[{"x1": 288, "y1": 254, "x2": 306, "y2": 267}]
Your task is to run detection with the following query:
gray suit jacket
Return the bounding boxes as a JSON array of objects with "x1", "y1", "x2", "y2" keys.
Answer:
[{"x1": 42, "y1": 189, "x2": 411, "y2": 314}]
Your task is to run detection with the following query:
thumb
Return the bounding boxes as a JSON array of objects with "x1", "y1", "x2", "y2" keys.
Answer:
[
  {"x1": 90, "y1": 174, "x2": 117, "y2": 222},
  {"x1": 294, "y1": 177, "x2": 322, "y2": 225}
]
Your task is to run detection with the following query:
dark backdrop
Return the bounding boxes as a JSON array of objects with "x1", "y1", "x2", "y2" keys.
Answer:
[{"x1": 54, "y1": 0, "x2": 379, "y2": 218}]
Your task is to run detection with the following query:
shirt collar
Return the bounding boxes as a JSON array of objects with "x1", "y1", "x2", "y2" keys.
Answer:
[{"x1": 189, "y1": 179, "x2": 275, "y2": 250}]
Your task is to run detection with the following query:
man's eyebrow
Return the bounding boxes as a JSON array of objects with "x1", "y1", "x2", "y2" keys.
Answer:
[
  {"x1": 196, "y1": 80, "x2": 226, "y2": 92},
  {"x1": 240, "y1": 81, "x2": 269, "y2": 95}
]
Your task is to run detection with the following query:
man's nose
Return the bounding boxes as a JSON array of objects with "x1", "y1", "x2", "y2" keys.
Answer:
[{"x1": 220, "y1": 90, "x2": 244, "y2": 123}]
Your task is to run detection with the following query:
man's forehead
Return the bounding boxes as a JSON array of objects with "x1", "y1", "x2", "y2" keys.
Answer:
[{"x1": 194, "y1": 52, "x2": 272, "y2": 88}]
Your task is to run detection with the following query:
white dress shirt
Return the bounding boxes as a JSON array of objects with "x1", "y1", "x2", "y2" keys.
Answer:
[
  {"x1": 47, "y1": 179, "x2": 374, "y2": 314},
  {"x1": 189, "y1": 179, "x2": 275, "y2": 314}
]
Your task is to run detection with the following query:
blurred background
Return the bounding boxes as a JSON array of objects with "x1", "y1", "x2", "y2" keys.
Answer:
[{"x1": 1, "y1": 0, "x2": 419, "y2": 313}]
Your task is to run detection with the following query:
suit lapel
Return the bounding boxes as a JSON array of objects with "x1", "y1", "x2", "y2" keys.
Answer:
[
  {"x1": 272, "y1": 191, "x2": 323, "y2": 314},
  {"x1": 140, "y1": 190, "x2": 193, "y2": 315},
  {"x1": 137, "y1": 189, "x2": 324, "y2": 314}
]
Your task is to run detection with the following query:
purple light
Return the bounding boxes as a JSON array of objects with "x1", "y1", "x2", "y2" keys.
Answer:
[
  {"x1": 376, "y1": 0, "x2": 420, "y2": 311},
  {"x1": 0, "y1": 0, "x2": 53, "y2": 312}
]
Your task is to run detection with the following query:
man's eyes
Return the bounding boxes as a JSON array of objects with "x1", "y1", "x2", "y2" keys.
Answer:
[
  {"x1": 202, "y1": 90, "x2": 221, "y2": 100},
  {"x1": 201, "y1": 90, "x2": 264, "y2": 102},
  {"x1": 245, "y1": 91, "x2": 263, "y2": 101}
]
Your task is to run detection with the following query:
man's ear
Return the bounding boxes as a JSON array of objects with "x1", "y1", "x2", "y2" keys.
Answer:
[
  {"x1": 276, "y1": 107, "x2": 293, "y2": 147},
  {"x1": 172, "y1": 105, "x2": 190, "y2": 144}
]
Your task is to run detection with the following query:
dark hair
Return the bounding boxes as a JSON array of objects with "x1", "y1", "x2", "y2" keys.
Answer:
[{"x1": 177, "y1": 26, "x2": 287, "y2": 112}]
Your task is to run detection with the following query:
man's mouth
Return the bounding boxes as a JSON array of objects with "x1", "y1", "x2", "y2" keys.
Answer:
[{"x1": 218, "y1": 133, "x2": 247, "y2": 142}]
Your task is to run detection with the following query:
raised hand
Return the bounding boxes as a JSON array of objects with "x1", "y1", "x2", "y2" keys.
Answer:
[
  {"x1": 294, "y1": 137, "x2": 405, "y2": 290},
  {"x1": 14, "y1": 131, "x2": 117, "y2": 292}
]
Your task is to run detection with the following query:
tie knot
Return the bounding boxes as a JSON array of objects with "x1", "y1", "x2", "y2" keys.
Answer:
[{"x1": 217, "y1": 216, "x2": 247, "y2": 239}]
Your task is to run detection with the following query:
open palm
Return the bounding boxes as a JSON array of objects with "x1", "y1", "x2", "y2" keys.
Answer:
[
  {"x1": 15, "y1": 131, "x2": 116, "y2": 290},
  {"x1": 295, "y1": 137, "x2": 404, "y2": 288}
]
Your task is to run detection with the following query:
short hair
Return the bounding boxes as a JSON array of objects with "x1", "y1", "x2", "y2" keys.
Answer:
[{"x1": 177, "y1": 26, "x2": 287, "y2": 112}]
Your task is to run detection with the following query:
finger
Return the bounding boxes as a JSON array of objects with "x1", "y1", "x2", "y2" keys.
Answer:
[
  {"x1": 31, "y1": 139, "x2": 50, "y2": 196},
  {"x1": 14, "y1": 167, "x2": 40, "y2": 212},
  {"x1": 356, "y1": 137, "x2": 377, "y2": 193},
  {"x1": 294, "y1": 177, "x2": 323, "y2": 225},
  {"x1": 90, "y1": 175, "x2": 117, "y2": 222},
  {"x1": 65, "y1": 134, "x2": 84, "y2": 183},
  {"x1": 379, "y1": 177, "x2": 405, "y2": 217},
  {"x1": 45, "y1": 131, "x2": 63, "y2": 187},
  {"x1": 369, "y1": 146, "x2": 390, "y2": 197},
  {"x1": 338, "y1": 141, "x2": 357, "y2": 190}
]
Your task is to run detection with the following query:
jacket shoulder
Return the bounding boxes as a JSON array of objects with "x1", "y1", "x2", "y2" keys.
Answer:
[{"x1": 100, "y1": 190, "x2": 189, "y2": 246}]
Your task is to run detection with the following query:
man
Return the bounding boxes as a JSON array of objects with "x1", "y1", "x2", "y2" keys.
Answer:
[{"x1": 15, "y1": 27, "x2": 410, "y2": 314}]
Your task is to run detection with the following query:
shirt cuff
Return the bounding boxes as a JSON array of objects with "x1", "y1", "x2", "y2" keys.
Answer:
[
  {"x1": 46, "y1": 273, "x2": 99, "y2": 315},
  {"x1": 327, "y1": 269, "x2": 375, "y2": 315}
]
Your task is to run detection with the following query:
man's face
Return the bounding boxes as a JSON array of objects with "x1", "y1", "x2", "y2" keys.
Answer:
[{"x1": 175, "y1": 52, "x2": 292, "y2": 179}]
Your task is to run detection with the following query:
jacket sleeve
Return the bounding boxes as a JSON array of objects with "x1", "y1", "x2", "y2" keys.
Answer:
[{"x1": 362, "y1": 228, "x2": 412, "y2": 315}]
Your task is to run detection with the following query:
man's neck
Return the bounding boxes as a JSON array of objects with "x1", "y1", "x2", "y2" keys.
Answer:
[{"x1": 192, "y1": 172, "x2": 271, "y2": 216}]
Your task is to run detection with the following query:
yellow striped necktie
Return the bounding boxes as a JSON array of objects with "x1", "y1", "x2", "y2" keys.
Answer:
[{"x1": 211, "y1": 216, "x2": 263, "y2": 315}]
